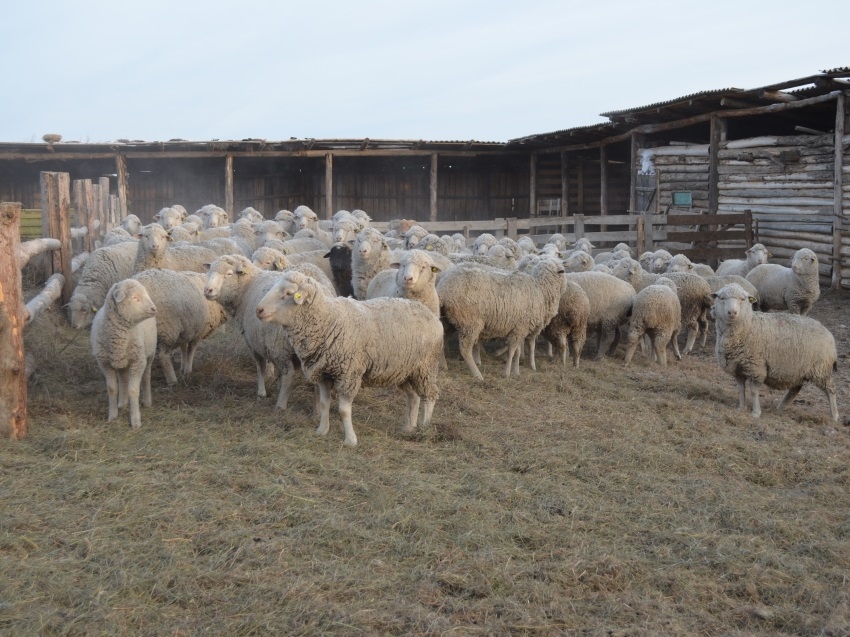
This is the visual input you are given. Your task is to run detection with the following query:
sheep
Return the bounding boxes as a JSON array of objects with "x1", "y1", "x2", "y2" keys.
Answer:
[
  {"x1": 611, "y1": 258, "x2": 712, "y2": 354},
  {"x1": 197, "y1": 204, "x2": 229, "y2": 229},
  {"x1": 132, "y1": 269, "x2": 228, "y2": 386},
  {"x1": 68, "y1": 241, "x2": 139, "y2": 329},
  {"x1": 716, "y1": 243, "x2": 771, "y2": 277},
  {"x1": 451, "y1": 233, "x2": 468, "y2": 252},
  {"x1": 517, "y1": 236, "x2": 537, "y2": 255},
  {"x1": 384, "y1": 218, "x2": 417, "y2": 239},
  {"x1": 638, "y1": 251, "x2": 654, "y2": 271},
  {"x1": 90, "y1": 278, "x2": 157, "y2": 428},
  {"x1": 571, "y1": 238, "x2": 594, "y2": 254},
  {"x1": 254, "y1": 219, "x2": 290, "y2": 246},
  {"x1": 351, "y1": 227, "x2": 396, "y2": 299},
  {"x1": 485, "y1": 244, "x2": 517, "y2": 270},
  {"x1": 154, "y1": 206, "x2": 185, "y2": 230},
  {"x1": 594, "y1": 243, "x2": 632, "y2": 264},
  {"x1": 745, "y1": 248, "x2": 820, "y2": 315},
  {"x1": 273, "y1": 236, "x2": 329, "y2": 255},
  {"x1": 541, "y1": 279, "x2": 590, "y2": 367},
  {"x1": 203, "y1": 255, "x2": 306, "y2": 410},
  {"x1": 324, "y1": 243, "x2": 355, "y2": 297},
  {"x1": 665, "y1": 253, "x2": 715, "y2": 277},
  {"x1": 704, "y1": 275, "x2": 760, "y2": 303},
  {"x1": 437, "y1": 258, "x2": 565, "y2": 379},
  {"x1": 134, "y1": 224, "x2": 224, "y2": 273},
  {"x1": 403, "y1": 224, "x2": 430, "y2": 250},
  {"x1": 255, "y1": 271, "x2": 443, "y2": 446},
  {"x1": 167, "y1": 221, "x2": 201, "y2": 244},
  {"x1": 497, "y1": 237, "x2": 522, "y2": 262},
  {"x1": 711, "y1": 283, "x2": 838, "y2": 423},
  {"x1": 274, "y1": 209, "x2": 296, "y2": 234},
  {"x1": 565, "y1": 271, "x2": 636, "y2": 359},
  {"x1": 546, "y1": 233, "x2": 569, "y2": 251},
  {"x1": 103, "y1": 226, "x2": 137, "y2": 246},
  {"x1": 622, "y1": 277, "x2": 682, "y2": 367},
  {"x1": 293, "y1": 205, "x2": 332, "y2": 246},
  {"x1": 366, "y1": 249, "x2": 442, "y2": 316},
  {"x1": 351, "y1": 209, "x2": 372, "y2": 227},
  {"x1": 250, "y1": 247, "x2": 337, "y2": 293},
  {"x1": 563, "y1": 250, "x2": 595, "y2": 273},
  {"x1": 239, "y1": 206, "x2": 265, "y2": 223},
  {"x1": 120, "y1": 214, "x2": 143, "y2": 235},
  {"x1": 414, "y1": 233, "x2": 452, "y2": 256},
  {"x1": 332, "y1": 216, "x2": 362, "y2": 244},
  {"x1": 650, "y1": 249, "x2": 674, "y2": 273},
  {"x1": 471, "y1": 233, "x2": 497, "y2": 256}
]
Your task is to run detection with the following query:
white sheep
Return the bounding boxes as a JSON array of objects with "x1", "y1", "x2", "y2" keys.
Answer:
[
  {"x1": 351, "y1": 209, "x2": 372, "y2": 227},
  {"x1": 167, "y1": 221, "x2": 201, "y2": 244},
  {"x1": 650, "y1": 249, "x2": 673, "y2": 273},
  {"x1": 239, "y1": 206, "x2": 265, "y2": 223},
  {"x1": 134, "y1": 224, "x2": 225, "y2": 273},
  {"x1": 665, "y1": 253, "x2": 715, "y2": 277},
  {"x1": 68, "y1": 241, "x2": 139, "y2": 329},
  {"x1": 366, "y1": 249, "x2": 442, "y2": 316},
  {"x1": 565, "y1": 271, "x2": 636, "y2": 359},
  {"x1": 745, "y1": 248, "x2": 820, "y2": 315},
  {"x1": 90, "y1": 279, "x2": 157, "y2": 428},
  {"x1": 571, "y1": 238, "x2": 594, "y2": 254},
  {"x1": 250, "y1": 247, "x2": 337, "y2": 293},
  {"x1": 332, "y1": 216, "x2": 362, "y2": 244},
  {"x1": 623, "y1": 277, "x2": 682, "y2": 367},
  {"x1": 293, "y1": 205, "x2": 333, "y2": 246},
  {"x1": 594, "y1": 243, "x2": 632, "y2": 264},
  {"x1": 517, "y1": 236, "x2": 537, "y2": 255},
  {"x1": 120, "y1": 214, "x2": 144, "y2": 235},
  {"x1": 471, "y1": 233, "x2": 498, "y2": 256},
  {"x1": 485, "y1": 244, "x2": 517, "y2": 270},
  {"x1": 541, "y1": 279, "x2": 590, "y2": 367},
  {"x1": 437, "y1": 258, "x2": 565, "y2": 379},
  {"x1": 153, "y1": 206, "x2": 185, "y2": 230},
  {"x1": 563, "y1": 250, "x2": 595, "y2": 273},
  {"x1": 274, "y1": 209, "x2": 296, "y2": 234},
  {"x1": 351, "y1": 227, "x2": 397, "y2": 299},
  {"x1": 255, "y1": 271, "x2": 444, "y2": 446},
  {"x1": 711, "y1": 283, "x2": 838, "y2": 423},
  {"x1": 403, "y1": 225, "x2": 430, "y2": 250},
  {"x1": 716, "y1": 243, "x2": 771, "y2": 277},
  {"x1": 546, "y1": 233, "x2": 569, "y2": 251},
  {"x1": 197, "y1": 204, "x2": 229, "y2": 229},
  {"x1": 102, "y1": 226, "x2": 137, "y2": 247},
  {"x1": 203, "y1": 255, "x2": 313, "y2": 410},
  {"x1": 415, "y1": 234, "x2": 453, "y2": 256},
  {"x1": 132, "y1": 268, "x2": 229, "y2": 386}
]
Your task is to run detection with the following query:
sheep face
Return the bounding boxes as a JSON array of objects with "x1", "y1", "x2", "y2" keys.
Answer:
[
  {"x1": 572, "y1": 238, "x2": 594, "y2": 254},
  {"x1": 665, "y1": 254, "x2": 694, "y2": 273},
  {"x1": 68, "y1": 294, "x2": 97, "y2": 329},
  {"x1": 255, "y1": 221, "x2": 287, "y2": 245},
  {"x1": 251, "y1": 247, "x2": 288, "y2": 271},
  {"x1": 140, "y1": 224, "x2": 171, "y2": 256},
  {"x1": 395, "y1": 253, "x2": 439, "y2": 293},
  {"x1": 790, "y1": 249, "x2": 818, "y2": 276},
  {"x1": 746, "y1": 244, "x2": 770, "y2": 266},
  {"x1": 255, "y1": 273, "x2": 316, "y2": 326},
  {"x1": 355, "y1": 229, "x2": 386, "y2": 259},
  {"x1": 154, "y1": 207, "x2": 181, "y2": 231},
  {"x1": 295, "y1": 209, "x2": 318, "y2": 231},
  {"x1": 203, "y1": 255, "x2": 252, "y2": 300},
  {"x1": 563, "y1": 251, "x2": 593, "y2": 273},
  {"x1": 110, "y1": 279, "x2": 157, "y2": 323},
  {"x1": 121, "y1": 214, "x2": 143, "y2": 235},
  {"x1": 711, "y1": 284, "x2": 755, "y2": 324}
]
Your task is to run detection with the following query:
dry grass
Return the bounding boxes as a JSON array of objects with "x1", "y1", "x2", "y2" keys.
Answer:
[{"x1": 3, "y1": 289, "x2": 850, "y2": 636}]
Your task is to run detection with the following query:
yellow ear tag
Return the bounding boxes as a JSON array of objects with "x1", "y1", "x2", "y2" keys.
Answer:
[
  {"x1": 91, "y1": 307, "x2": 98, "y2": 313},
  {"x1": 294, "y1": 293, "x2": 302, "y2": 300},
  {"x1": 431, "y1": 266, "x2": 440, "y2": 273},
  {"x1": 426, "y1": 245, "x2": 433, "y2": 251}
]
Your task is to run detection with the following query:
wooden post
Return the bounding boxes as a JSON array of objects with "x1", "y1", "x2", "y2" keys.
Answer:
[
  {"x1": 642, "y1": 211, "x2": 653, "y2": 252},
  {"x1": 832, "y1": 92, "x2": 846, "y2": 289},
  {"x1": 600, "y1": 144, "x2": 609, "y2": 232},
  {"x1": 39, "y1": 172, "x2": 74, "y2": 306},
  {"x1": 708, "y1": 115, "x2": 725, "y2": 215},
  {"x1": 577, "y1": 157, "x2": 585, "y2": 214},
  {"x1": 636, "y1": 215, "x2": 645, "y2": 254},
  {"x1": 91, "y1": 181, "x2": 103, "y2": 244},
  {"x1": 324, "y1": 153, "x2": 333, "y2": 220},
  {"x1": 224, "y1": 155, "x2": 234, "y2": 217},
  {"x1": 463, "y1": 224, "x2": 471, "y2": 243},
  {"x1": 529, "y1": 153, "x2": 537, "y2": 218},
  {"x1": 99, "y1": 176, "x2": 112, "y2": 233},
  {"x1": 110, "y1": 195, "x2": 119, "y2": 228},
  {"x1": 629, "y1": 133, "x2": 643, "y2": 213},
  {"x1": 73, "y1": 179, "x2": 95, "y2": 253},
  {"x1": 506, "y1": 217, "x2": 517, "y2": 240},
  {"x1": 560, "y1": 152, "x2": 570, "y2": 217},
  {"x1": 574, "y1": 213, "x2": 585, "y2": 241},
  {"x1": 115, "y1": 154, "x2": 128, "y2": 218},
  {"x1": 429, "y1": 153, "x2": 438, "y2": 224},
  {"x1": 0, "y1": 202, "x2": 27, "y2": 439}
]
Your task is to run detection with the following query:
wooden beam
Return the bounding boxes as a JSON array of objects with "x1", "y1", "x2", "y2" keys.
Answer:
[
  {"x1": 628, "y1": 133, "x2": 643, "y2": 213},
  {"x1": 600, "y1": 145, "x2": 609, "y2": 231},
  {"x1": 758, "y1": 90, "x2": 799, "y2": 102},
  {"x1": 99, "y1": 177, "x2": 113, "y2": 232},
  {"x1": 115, "y1": 154, "x2": 128, "y2": 218},
  {"x1": 224, "y1": 155, "x2": 234, "y2": 217},
  {"x1": 577, "y1": 158, "x2": 585, "y2": 214},
  {"x1": 38, "y1": 172, "x2": 74, "y2": 307},
  {"x1": 429, "y1": 153, "x2": 438, "y2": 223},
  {"x1": 72, "y1": 179, "x2": 95, "y2": 253},
  {"x1": 0, "y1": 202, "x2": 27, "y2": 439},
  {"x1": 324, "y1": 153, "x2": 333, "y2": 220},
  {"x1": 832, "y1": 92, "x2": 846, "y2": 289},
  {"x1": 560, "y1": 152, "x2": 569, "y2": 217},
  {"x1": 708, "y1": 115, "x2": 725, "y2": 214},
  {"x1": 529, "y1": 153, "x2": 537, "y2": 218}
]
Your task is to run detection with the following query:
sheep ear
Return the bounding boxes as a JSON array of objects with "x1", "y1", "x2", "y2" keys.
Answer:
[
  {"x1": 346, "y1": 240, "x2": 355, "y2": 248},
  {"x1": 323, "y1": 251, "x2": 332, "y2": 259},
  {"x1": 688, "y1": 264, "x2": 694, "y2": 269},
  {"x1": 390, "y1": 262, "x2": 401, "y2": 269},
  {"x1": 748, "y1": 296, "x2": 756, "y2": 304},
  {"x1": 112, "y1": 287, "x2": 126, "y2": 303},
  {"x1": 202, "y1": 262, "x2": 211, "y2": 272},
  {"x1": 274, "y1": 259, "x2": 285, "y2": 271},
  {"x1": 132, "y1": 233, "x2": 142, "y2": 240},
  {"x1": 710, "y1": 293, "x2": 718, "y2": 300},
  {"x1": 153, "y1": 213, "x2": 161, "y2": 221}
]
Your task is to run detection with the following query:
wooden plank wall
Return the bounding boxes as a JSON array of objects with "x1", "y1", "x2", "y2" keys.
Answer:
[
  {"x1": 654, "y1": 147, "x2": 711, "y2": 211},
  {"x1": 718, "y1": 134, "x2": 835, "y2": 277}
]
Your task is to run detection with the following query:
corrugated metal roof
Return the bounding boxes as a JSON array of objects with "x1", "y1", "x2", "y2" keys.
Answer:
[{"x1": 599, "y1": 87, "x2": 743, "y2": 118}]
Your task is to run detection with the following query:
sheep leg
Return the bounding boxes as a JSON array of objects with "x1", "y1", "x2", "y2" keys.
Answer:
[
  {"x1": 252, "y1": 353, "x2": 268, "y2": 398},
  {"x1": 141, "y1": 356, "x2": 153, "y2": 408},
  {"x1": 422, "y1": 394, "x2": 437, "y2": 427},
  {"x1": 316, "y1": 380, "x2": 333, "y2": 436},
  {"x1": 622, "y1": 329, "x2": 641, "y2": 367},
  {"x1": 605, "y1": 325, "x2": 622, "y2": 357},
  {"x1": 652, "y1": 335, "x2": 667, "y2": 367},
  {"x1": 682, "y1": 322, "x2": 698, "y2": 354},
  {"x1": 777, "y1": 385, "x2": 802, "y2": 412},
  {"x1": 183, "y1": 341, "x2": 199, "y2": 375},
  {"x1": 472, "y1": 342, "x2": 482, "y2": 366},
  {"x1": 547, "y1": 341, "x2": 554, "y2": 359},
  {"x1": 126, "y1": 372, "x2": 143, "y2": 429},
  {"x1": 337, "y1": 395, "x2": 358, "y2": 447},
  {"x1": 559, "y1": 335, "x2": 568, "y2": 366},
  {"x1": 117, "y1": 368, "x2": 129, "y2": 410},
  {"x1": 825, "y1": 383, "x2": 840, "y2": 424},
  {"x1": 670, "y1": 329, "x2": 682, "y2": 361},
  {"x1": 274, "y1": 365, "x2": 296, "y2": 410},
  {"x1": 401, "y1": 384, "x2": 420, "y2": 433},
  {"x1": 527, "y1": 335, "x2": 537, "y2": 372},
  {"x1": 749, "y1": 380, "x2": 763, "y2": 419},
  {"x1": 158, "y1": 348, "x2": 179, "y2": 386},
  {"x1": 459, "y1": 330, "x2": 484, "y2": 380},
  {"x1": 103, "y1": 367, "x2": 120, "y2": 422},
  {"x1": 439, "y1": 348, "x2": 448, "y2": 371},
  {"x1": 570, "y1": 332, "x2": 585, "y2": 368}
]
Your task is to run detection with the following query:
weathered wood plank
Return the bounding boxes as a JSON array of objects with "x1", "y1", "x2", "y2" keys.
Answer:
[{"x1": 0, "y1": 202, "x2": 27, "y2": 439}]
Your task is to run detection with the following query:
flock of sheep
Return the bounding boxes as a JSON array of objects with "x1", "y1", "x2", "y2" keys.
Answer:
[{"x1": 66, "y1": 202, "x2": 840, "y2": 444}]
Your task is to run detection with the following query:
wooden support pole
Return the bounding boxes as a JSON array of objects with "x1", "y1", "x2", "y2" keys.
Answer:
[
  {"x1": 99, "y1": 177, "x2": 113, "y2": 232},
  {"x1": 324, "y1": 153, "x2": 333, "y2": 220},
  {"x1": 832, "y1": 92, "x2": 846, "y2": 289},
  {"x1": 39, "y1": 172, "x2": 74, "y2": 307},
  {"x1": 574, "y1": 213, "x2": 585, "y2": 241},
  {"x1": 636, "y1": 215, "x2": 645, "y2": 254},
  {"x1": 529, "y1": 153, "x2": 537, "y2": 217},
  {"x1": 708, "y1": 115, "x2": 726, "y2": 215},
  {"x1": 73, "y1": 179, "x2": 95, "y2": 253},
  {"x1": 224, "y1": 155, "x2": 234, "y2": 217},
  {"x1": 506, "y1": 217, "x2": 517, "y2": 240},
  {"x1": 0, "y1": 202, "x2": 27, "y2": 439},
  {"x1": 629, "y1": 133, "x2": 642, "y2": 213},
  {"x1": 600, "y1": 144, "x2": 609, "y2": 232},
  {"x1": 429, "y1": 153, "x2": 438, "y2": 223},
  {"x1": 577, "y1": 158, "x2": 585, "y2": 214},
  {"x1": 115, "y1": 154, "x2": 128, "y2": 218},
  {"x1": 560, "y1": 152, "x2": 570, "y2": 217}
]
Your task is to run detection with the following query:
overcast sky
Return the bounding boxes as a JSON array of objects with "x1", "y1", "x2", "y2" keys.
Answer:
[{"x1": 3, "y1": 0, "x2": 848, "y2": 144}]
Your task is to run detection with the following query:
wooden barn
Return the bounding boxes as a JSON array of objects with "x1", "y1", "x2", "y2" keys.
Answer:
[{"x1": 0, "y1": 66, "x2": 848, "y2": 282}]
